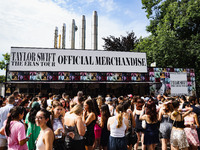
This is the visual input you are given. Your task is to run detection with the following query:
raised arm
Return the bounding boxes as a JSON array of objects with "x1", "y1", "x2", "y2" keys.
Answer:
[
  {"x1": 84, "y1": 112, "x2": 96, "y2": 126},
  {"x1": 182, "y1": 108, "x2": 193, "y2": 118},
  {"x1": 139, "y1": 105, "x2": 146, "y2": 120}
]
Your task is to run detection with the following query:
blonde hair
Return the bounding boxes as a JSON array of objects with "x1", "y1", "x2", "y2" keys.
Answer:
[
  {"x1": 70, "y1": 101, "x2": 77, "y2": 110},
  {"x1": 116, "y1": 104, "x2": 124, "y2": 128},
  {"x1": 97, "y1": 96, "x2": 103, "y2": 108},
  {"x1": 70, "y1": 104, "x2": 83, "y2": 115},
  {"x1": 52, "y1": 101, "x2": 62, "y2": 108}
]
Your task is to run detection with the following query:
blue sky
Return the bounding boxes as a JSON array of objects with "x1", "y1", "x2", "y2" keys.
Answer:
[{"x1": 0, "y1": 0, "x2": 150, "y2": 75}]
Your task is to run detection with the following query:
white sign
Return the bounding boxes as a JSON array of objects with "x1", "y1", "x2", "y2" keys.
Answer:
[
  {"x1": 170, "y1": 72, "x2": 188, "y2": 96},
  {"x1": 9, "y1": 47, "x2": 147, "y2": 73}
]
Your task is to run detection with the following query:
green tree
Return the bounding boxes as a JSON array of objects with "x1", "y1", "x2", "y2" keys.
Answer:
[
  {"x1": 0, "y1": 53, "x2": 10, "y2": 70},
  {"x1": 137, "y1": 0, "x2": 200, "y2": 95},
  {"x1": 102, "y1": 31, "x2": 139, "y2": 51},
  {"x1": 0, "y1": 53, "x2": 10, "y2": 83}
]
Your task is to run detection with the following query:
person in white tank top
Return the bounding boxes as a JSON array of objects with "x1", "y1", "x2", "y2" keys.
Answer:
[
  {"x1": 107, "y1": 104, "x2": 129, "y2": 150},
  {"x1": 36, "y1": 128, "x2": 49, "y2": 150},
  {"x1": 35, "y1": 109, "x2": 54, "y2": 150}
]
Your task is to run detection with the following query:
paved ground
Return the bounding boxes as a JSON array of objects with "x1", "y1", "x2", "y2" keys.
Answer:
[{"x1": 95, "y1": 141, "x2": 171, "y2": 150}]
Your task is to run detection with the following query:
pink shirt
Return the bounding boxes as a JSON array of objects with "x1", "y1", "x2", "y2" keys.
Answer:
[{"x1": 4, "y1": 121, "x2": 28, "y2": 150}]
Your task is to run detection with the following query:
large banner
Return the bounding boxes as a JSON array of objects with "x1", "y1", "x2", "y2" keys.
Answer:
[
  {"x1": 170, "y1": 72, "x2": 188, "y2": 96},
  {"x1": 9, "y1": 47, "x2": 147, "y2": 73},
  {"x1": 148, "y1": 68, "x2": 195, "y2": 96}
]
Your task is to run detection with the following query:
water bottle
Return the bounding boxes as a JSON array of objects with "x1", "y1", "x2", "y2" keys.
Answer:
[
  {"x1": 56, "y1": 129, "x2": 63, "y2": 139},
  {"x1": 84, "y1": 123, "x2": 87, "y2": 132},
  {"x1": 56, "y1": 124, "x2": 63, "y2": 139},
  {"x1": 98, "y1": 116, "x2": 101, "y2": 125}
]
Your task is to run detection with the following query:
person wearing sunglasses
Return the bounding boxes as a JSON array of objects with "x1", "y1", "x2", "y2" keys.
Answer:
[{"x1": 35, "y1": 109, "x2": 54, "y2": 150}]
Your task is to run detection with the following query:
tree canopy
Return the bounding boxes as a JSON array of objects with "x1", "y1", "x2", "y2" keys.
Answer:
[
  {"x1": 102, "y1": 0, "x2": 200, "y2": 95},
  {"x1": 136, "y1": 0, "x2": 200, "y2": 95},
  {"x1": 0, "y1": 53, "x2": 10, "y2": 70},
  {"x1": 102, "y1": 31, "x2": 139, "y2": 51},
  {"x1": 0, "y1": 53, "x2": 10, "y2": 83}
]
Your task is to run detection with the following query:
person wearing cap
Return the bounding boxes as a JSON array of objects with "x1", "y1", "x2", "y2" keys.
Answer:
[
  {"x1": 128, "y1": 94, "x2": 133, "y2": 98},
  {"x1": 25, "y1": 101, "x2": 41, "y2": 150},
  {"x1": 128, "y1": 94, "x2": 133, "y2": 101},
  {"x1": 144, "y1": 97, "x2": 150, "y2": 103},
  {"x1": 105, "y1": 97, "x2": 114, "y2": 116},
  {"x1": 0, "y1": 96, "x2": 15, "y2": 150}
]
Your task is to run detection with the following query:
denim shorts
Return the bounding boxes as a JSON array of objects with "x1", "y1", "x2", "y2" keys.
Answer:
[{"x1": 108, "y1": 136, "x2": 127, "y2": 150}]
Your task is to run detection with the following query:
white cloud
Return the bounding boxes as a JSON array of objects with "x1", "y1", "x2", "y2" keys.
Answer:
[
  {"x1": 0, "y1": 0, "x2": 149, "y2": 61},
  {"x1": 98, "y1": 16, "x2": 124, "y2": 48},
  {"x1": 53, "y1": 0, "x2": 68, "y2": 5},
  {"x1": 98, "y1": 0, "x2": 117, "y2": 12},
  {"x1": 124, "y1": 10, "x2": 135, "y2": 17},
  {"x1": 85, "y1": 0, "x2": 95, "y2": 3},
  {"x1": 0, "y1": 0, "x2": 81, "y2": 52},
  {"x1": 125, "y1": 20, "x2": 150, "y2": 38}
]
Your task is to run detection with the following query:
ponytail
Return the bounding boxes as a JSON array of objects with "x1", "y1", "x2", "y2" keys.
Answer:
[
  {"x1": 116, "y1": 104, "x2": 124, "y2": 128},
  {"x1": 40, "y1": 109, "x2": 53, "y2": 130},
  {"x1": 5, "y1": 114, "x2": 12, "y2": 136},
  {"x1": 47, "y1": 118, "x2": 53, "y2": 130},
  {"x1": 117, "y1": 111, "x2": 123, "y2": 128},
  {"x1": 5, "y1": 106, "x2": 24, "y2": 136}
]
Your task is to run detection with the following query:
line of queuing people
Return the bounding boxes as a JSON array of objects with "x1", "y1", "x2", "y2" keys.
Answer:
[{"x1": 0, "y1": 90, "x2": 200, "y2": 150}]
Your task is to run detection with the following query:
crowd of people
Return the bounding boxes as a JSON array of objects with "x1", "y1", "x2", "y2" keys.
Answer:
[{"x1": 0, "y1": 90, "x2": 200, "y2": 150}]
